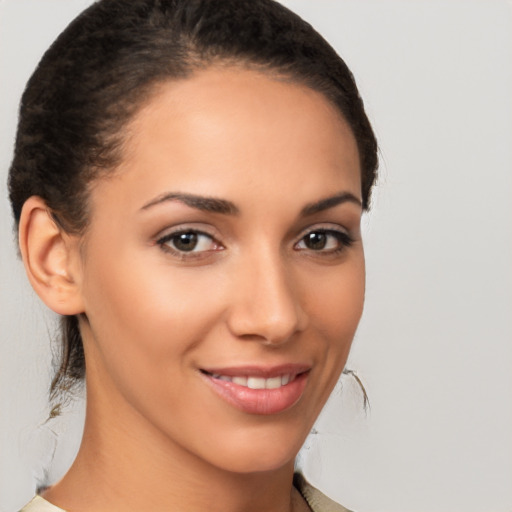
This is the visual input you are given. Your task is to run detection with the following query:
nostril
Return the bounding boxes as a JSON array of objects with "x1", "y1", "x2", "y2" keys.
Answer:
[
  {"x1": 225, "y1": 258, "x2": 309, "y2": 344},
  {"x1": 226, "y1": 300, "x2": 309, "y2": 345}
]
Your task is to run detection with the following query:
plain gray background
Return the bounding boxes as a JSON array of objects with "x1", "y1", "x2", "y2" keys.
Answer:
[{"x1": 1, "y1": 1, "x2": 511, "y2": 511}]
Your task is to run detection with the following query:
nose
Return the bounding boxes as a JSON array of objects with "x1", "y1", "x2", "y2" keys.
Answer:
[{"x1": 226, "y1": 250, "x2": 309, "y2": 345}]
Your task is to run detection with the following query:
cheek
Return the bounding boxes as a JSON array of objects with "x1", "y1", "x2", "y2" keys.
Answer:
[
  {"x1": 309, "y1": 256, "x2": 365, "y2": 342},
  {"x1": 305, "y1": 255, "x2": 365, "y2": 399},
  {"x1": 79, "y1": 251, "x2": 231, "y2": 429},
  {"x1": 79, "y1": 249, "x2": 225, "y2": 380}
]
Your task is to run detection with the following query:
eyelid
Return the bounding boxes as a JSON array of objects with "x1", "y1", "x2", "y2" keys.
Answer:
[
  {"x1": 154, "y1": 224, "x2": 224, "y2": 260},
  {"x1": 294, "y1": 223, "x2": 355, "y2": 253},
  {"x1": 296, "y1": 223, "x2": 352, "y2": 240},
  {"x1": 158, "y1": 230, "x2": 215, "y2": 247},
  {"x1": 154, "y1": 223, "x2": 219, "y2": 242}
]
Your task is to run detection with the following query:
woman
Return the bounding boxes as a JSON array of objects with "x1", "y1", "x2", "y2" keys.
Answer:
[{"x1": 8, "y1": 0, "x2": 378, "y2": 510}]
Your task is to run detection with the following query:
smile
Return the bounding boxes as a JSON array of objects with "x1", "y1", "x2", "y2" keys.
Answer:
[
  {"x1": 208, "y1": 373, "x2": 297, "y2": 389},
  {"x1": 200, "y1": 366, "x2": 310, "y2": 415}
]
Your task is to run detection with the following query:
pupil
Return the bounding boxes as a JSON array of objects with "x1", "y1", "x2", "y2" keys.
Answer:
[
  {"x1": 174, "y1": 232, "x2": 198, "y2": 251},
  {"x1": 306, "y1": 232, "x2": 326, "y2": 250}
]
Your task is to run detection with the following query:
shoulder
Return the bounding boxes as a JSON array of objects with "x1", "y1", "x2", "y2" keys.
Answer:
[
  {"x1": 19, "y1": 496, "x2": 66, "y2": 512},
  {"x1": 21, "y1": 476, "x2": 352, "y2": 512},
  {"x1": 294, "y1": 473, "x2": 354, "y2": 512}
]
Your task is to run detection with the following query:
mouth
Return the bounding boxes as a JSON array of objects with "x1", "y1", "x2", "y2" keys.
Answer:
[
  {"x1": 199, "y1": 365, "x2": 310, "y2": 415},
  {"x1": 202, "y1": 371, "x2": 299, "y2": 389}
]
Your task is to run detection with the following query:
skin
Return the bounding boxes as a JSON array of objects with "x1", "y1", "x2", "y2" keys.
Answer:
[{"x1": 21, "y1": 67, "x2": 365, "y2": 512}]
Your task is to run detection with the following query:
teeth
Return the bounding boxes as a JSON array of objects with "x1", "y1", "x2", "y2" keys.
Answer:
[
  {"x1": 232, "y1": 376, "x2": 248, "y2": 386},
  {"x1": 266, "y1": 376, "x2": 282, "y2": 389},
  {"x1": 211, "y1": 373, "x2": 295, "y2": 389},
  {"x1": 247, "y1": 377, "x2": 266, "y2": 389}
]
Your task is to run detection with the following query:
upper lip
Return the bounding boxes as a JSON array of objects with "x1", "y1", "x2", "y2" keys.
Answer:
[{"x1": 200, "y1": 364, "x2": 311, "y2": 378}]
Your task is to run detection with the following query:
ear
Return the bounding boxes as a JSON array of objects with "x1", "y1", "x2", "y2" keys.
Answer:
[{"x1": 18, "y1": 196, "x2": 85, "y2": 316}]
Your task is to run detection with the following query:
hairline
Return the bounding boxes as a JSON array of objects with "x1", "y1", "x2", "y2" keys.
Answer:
[{"x1": 78, "y1": 59, "x2": 360, "y2": 235}]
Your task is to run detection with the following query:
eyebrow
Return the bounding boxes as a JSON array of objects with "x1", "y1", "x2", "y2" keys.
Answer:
[
  {"x1": 140, "y1": 190, "x2": 361, "y2": 217},
  {"x1": 141, "y1": 192, "x2": 239, "y2": 215},
  {"x1": 300, "y1": 192, "x2": 362, "y2": 216}
]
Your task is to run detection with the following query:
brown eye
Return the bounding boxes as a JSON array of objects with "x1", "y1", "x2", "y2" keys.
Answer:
[
  {"x1": 157, "y1": 230, "x2": 219, "y2": 254},
  {"x1": 304, "y1": 232, "x2": 328, "y2": 250},
  {"x1": 173, "y1": 232, "x2": 199, "y2": 252},
  {"x1": 295, "y1": 229, "x2": 353, "y2": 253}
]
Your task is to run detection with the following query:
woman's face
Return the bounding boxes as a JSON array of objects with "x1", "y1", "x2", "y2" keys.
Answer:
[{"x1": 76, "y1": 67, "x2": 365, "y2": 474}]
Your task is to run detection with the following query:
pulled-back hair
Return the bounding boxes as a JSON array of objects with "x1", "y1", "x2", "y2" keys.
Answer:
[{"x1": 8, "y1": 0, "x2": 378, "y2": 399}]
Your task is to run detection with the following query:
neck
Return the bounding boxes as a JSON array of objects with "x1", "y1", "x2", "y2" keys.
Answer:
[{"x1": 42, "y1": 383, "x2": 304, "y2": 512}]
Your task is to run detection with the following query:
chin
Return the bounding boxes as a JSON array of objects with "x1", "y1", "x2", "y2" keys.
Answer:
[
  {"x1": 197, "y1": 425, "x2": 308, "y2": 475},
  {"x1": 214, "y1": 452, "x2": 296, "y2": 475}
]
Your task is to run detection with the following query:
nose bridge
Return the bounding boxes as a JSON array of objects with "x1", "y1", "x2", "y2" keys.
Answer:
[{"x1": 227, "y1": 244, "x2": 307, "y2": 344}]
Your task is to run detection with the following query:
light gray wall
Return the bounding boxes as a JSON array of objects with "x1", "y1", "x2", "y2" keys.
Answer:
[{"x1": 1, "y1": 1, "x2": 511, "y2": 511}]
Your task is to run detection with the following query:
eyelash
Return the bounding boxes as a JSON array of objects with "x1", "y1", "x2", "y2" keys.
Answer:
[
  {"x1": 156, "y1": 229, "x2": 222, "y2": 260},
  {"x1": 294, "y1": 228, "x2": 354, "y2": 255},
  {"x1": 155, "y1": 226, "x2": 354, "y2": 260}
]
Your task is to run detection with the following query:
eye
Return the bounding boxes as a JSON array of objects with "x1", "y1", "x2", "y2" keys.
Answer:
[
  {"x1": 295, "y1": 229, "x2": 353, "y2": 253},
  {"x1": 156, "y1": 229, "x2": 222, "y2": 255}
]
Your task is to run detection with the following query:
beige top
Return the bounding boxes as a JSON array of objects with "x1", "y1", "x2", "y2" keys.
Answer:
[
  {"x1": 20, "y1": 473, "x2": 352, "y2": 512},
  {"x1": 293, "y1": 473, "x2": 352, "y2": 512}
]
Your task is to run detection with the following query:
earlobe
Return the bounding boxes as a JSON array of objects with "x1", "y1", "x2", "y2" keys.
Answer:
[{"x1": 19, "y1": 196, "x2": 85, "y2": 316}]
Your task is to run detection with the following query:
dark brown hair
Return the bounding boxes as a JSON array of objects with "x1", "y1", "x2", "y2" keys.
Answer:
[{"x1": 8, "y1": 0, "x2": 378, "y2": 399}]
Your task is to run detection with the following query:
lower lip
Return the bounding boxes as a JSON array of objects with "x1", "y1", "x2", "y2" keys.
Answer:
[{"x1": 202, "y1": 372, "x2": 309, "y2": 415}]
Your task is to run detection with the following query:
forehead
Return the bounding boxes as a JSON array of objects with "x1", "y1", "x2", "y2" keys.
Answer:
[{"x1": 90, "y1": 67, "x2": 361, "y2": 216}]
